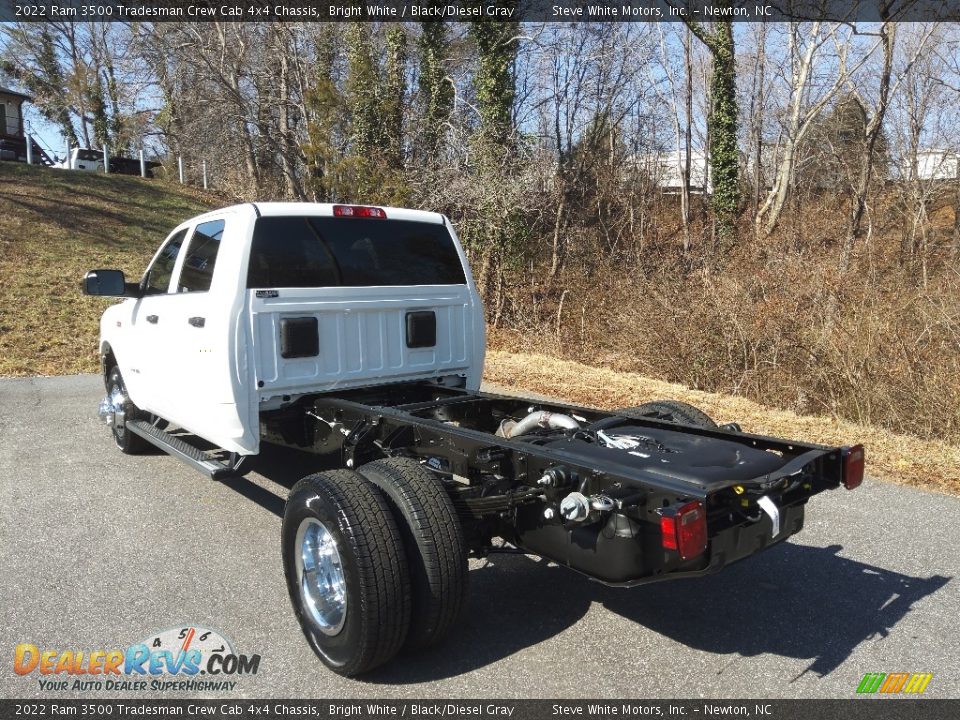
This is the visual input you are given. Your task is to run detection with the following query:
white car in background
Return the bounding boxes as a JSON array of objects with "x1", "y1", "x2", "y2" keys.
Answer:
[{"x1": 54, "y1": 148, "x2": 104, "y2": 172}]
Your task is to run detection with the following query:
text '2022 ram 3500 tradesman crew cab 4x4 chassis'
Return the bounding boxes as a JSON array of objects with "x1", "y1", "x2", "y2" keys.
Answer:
[{"x1": 84, "y1": 202, "x2": 865, "y2": 676}]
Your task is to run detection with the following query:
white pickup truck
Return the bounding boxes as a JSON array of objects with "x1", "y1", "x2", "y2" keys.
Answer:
[{"x1": 84, "y1": 202, "x2": 864, "y2": 676}]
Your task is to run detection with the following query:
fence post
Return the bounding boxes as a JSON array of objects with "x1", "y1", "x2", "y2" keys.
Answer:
[
  {"x1": 178, "y1": 155, "x2": 184, "y2": 184},
  {"x1": 202, "y1": 160, "x2": 208, "y2": 190},
  {"x1": 139, "y1": 149, "x2": 146, "y2": 178},
  {"x1": 103, "y1": 144, "x2": 109, "y2": 174},
  {"x1": 25, "y1": 134, "x2": 33, "y2": 165}
]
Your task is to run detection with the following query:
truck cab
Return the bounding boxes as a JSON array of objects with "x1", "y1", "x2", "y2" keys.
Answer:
[{"x1": 88, "y1": 203, "x2": 485, "y2": 455}]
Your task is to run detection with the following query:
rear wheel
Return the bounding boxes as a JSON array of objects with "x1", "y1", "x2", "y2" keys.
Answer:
[
  {"x1": 282, "y1": 469, "x2": 411, "y2": 676},
  {"x1": 105, "y1": 366, "x2": 151, "y2": 454},
  {"x1": 357, "y1": 457, "x2": 468, "y2": 651},
  {"x1": 623, "y1": 399, "x2": 718, "y2": 429}
]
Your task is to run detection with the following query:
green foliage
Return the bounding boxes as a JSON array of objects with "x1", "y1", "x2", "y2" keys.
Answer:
[
  {"x1": 104, "y1": 62, "x2": 125, "y2": 152},
  {"x1": 684, "y1": 15, "x2": 740, "y2": 244},
  {"x1": 88, "y1": 71, "x2": 110, "y2": 148},
  {"x1": 418, "y1": 17, "x2": 453, "y2": 155},
  {"x1": 464, "y1": 9, "x2": 524, "y2": 314},
  {"x1": 302, "y1": 26, "x2": 345, "y2": 202},
  {"x1": 303, "y1": 24, "x2": 410, "y2": 204},
  {"x1": 303, "y1": 78, "x2": 346, "y2": 201},
  {"x1": 383, "y1": 26, "x2": 408, "y2": 170},
  {"x1": 801, "y1": 93, "x2": 890, "y2": 191},
  {"x1": 708, "y1": 20, "x2": 740, "y2": 242},
  {"x1": 470, "y1": 14, "x2": 517, "y2": 152},
  {"x1": 327, "y1": 155, "x2": 413, "y2": 207},
  {"x1": 345, "y1": 23, "x2": 380, "y2": 156}
]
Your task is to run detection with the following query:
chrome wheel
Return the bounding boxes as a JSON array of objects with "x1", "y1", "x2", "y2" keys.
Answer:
[
  {"x1": 296, "y1": 518, "x2": 347, "y2": 636},
  {"x1": 99, "y1": 385, "x2": 127, "y2": 430}
]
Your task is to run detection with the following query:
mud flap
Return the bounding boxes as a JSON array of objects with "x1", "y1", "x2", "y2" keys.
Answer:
[{"x1": 757, "y1": 495, "x2": 781, "y2": 538}]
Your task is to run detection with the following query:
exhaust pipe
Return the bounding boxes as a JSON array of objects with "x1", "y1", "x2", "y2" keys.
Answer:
[{"x1": 497, "y1": 411, "x2": 580, "y2": 439}]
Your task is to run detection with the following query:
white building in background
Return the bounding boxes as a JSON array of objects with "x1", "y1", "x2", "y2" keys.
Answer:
[
  {"x1": 643, "y1": 150, "x2": 712, "y2": 194},
  {"x1": 634, "y1": 148, "x2": 958, "y2": 193},
  {"x1": 911, "y1": 150, "x2": 960, "y2": 181}
]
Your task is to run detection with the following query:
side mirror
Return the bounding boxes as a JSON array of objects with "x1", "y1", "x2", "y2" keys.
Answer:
[{"x1": 83, "y1": 269, "x2": 139, "y2": 297}]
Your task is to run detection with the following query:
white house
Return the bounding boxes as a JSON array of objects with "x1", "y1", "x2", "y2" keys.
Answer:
[{"x1": 912, "y1": 150, "x2": 960, "y2": 181}]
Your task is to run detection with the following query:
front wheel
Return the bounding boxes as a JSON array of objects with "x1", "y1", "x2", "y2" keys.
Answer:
[
  {"x1": 282, "y1": 469, "x2": 411, "y2": 676},
  {"x1": 104, "y1": 366, "x2": 150, "y2": 454}
]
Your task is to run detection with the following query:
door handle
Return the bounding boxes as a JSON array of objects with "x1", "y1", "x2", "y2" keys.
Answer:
[
  {"x1": 146, "y1": 315, "x2": 159, "y2": 324},
  {"x1": 188, "y1": 316, "x2": 206, "y2": 328}
]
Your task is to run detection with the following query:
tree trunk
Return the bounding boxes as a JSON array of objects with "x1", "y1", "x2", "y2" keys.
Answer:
[
  {"x1": 683, "y1": 14, "x2": 740, "y2": 248},
  {"x1": 681, "y1": 30, "x2": 693, "y2": 254},
  {"x1": 549, "y1": 192, "x2": 566, "y2": 279},
  {"x1": 840, "y1": 21, "x2": 895, "y2": 272},
  {"x1": 276, "y1": 41, "x2": 305, "y2": 200},
  {"x1": 707, "y1": 19, "x2": 739, "y2": 243}
]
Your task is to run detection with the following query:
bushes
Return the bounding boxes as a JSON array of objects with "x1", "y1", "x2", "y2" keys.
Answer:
[{"x1": 488, "y1": 193, "x2": 960, "y2": 443}]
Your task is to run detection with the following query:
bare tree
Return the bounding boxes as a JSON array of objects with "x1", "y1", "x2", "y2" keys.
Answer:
[
  {"x1": 657, "y1": 25, "x2": 695, "y2": 254},
  {"x1": 754, "y1": 22, "x2": 876, "y2": 238},
  {"x1": 1, "y1": 22, "x2": 141, "y2": 151},
  {"x1": 840, "y1": 18, "x2": 933, "y2": 271}
]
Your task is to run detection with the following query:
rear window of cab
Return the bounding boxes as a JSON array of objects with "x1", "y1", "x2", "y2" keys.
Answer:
[{"x1": 247, "y1": 216, "x2": 467, "y2": 288}]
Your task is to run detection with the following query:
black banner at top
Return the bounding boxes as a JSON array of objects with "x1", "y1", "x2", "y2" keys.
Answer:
[{"x1": 2, "y1": 0, "x2": 959, "y2": 23}]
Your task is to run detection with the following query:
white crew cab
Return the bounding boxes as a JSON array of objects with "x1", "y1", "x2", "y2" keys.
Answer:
[{"x1": 84, "y1": 203, "x2": 485, "y2": 457}]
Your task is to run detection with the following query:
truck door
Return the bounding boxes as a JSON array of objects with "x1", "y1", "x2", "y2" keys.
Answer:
[
  {"x1": 122, "y1": 227, "x2": 188, "y2": 412},
  {"x1": 154, "y1": 218, "x2": 253, "y2": 454}
]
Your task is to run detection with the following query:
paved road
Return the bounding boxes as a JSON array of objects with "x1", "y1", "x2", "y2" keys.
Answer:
[{"x1": 1, "y1": 375, "x2": 957, "y2": 699}]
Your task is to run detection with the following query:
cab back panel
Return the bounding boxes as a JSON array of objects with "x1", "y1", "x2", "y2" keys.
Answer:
[{"x1": 251, "y1": 286, "x2": 474, "y2": 397}]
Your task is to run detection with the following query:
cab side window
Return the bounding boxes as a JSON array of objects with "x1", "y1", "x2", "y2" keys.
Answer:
[
  {"x1": 143, "y1": 229, "x2": 187, "y2": 295},
  {"x1": 178, "y1": 220, "x2": 225, "y2": 293}
]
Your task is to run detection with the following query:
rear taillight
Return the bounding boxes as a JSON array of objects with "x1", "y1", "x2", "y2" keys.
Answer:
[
  {"x1": 661, "y1": 500, "x2": 708, "y2": 560},
  {"x1": 842, "y1": 444, "x2": 865, "y2": 490},
  {"x1": 333, "y1": 204, "x2": 387, "y2": 219}
]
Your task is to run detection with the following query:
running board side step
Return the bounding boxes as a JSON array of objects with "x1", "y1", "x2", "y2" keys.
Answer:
[{"x1": 126, "y1": 420, "x2": 244, "y2": 479}]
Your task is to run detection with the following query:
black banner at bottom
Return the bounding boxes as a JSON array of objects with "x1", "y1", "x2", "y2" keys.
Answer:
[{"x1": 1, "y1": 699, "x2": 958, "y2": 720}]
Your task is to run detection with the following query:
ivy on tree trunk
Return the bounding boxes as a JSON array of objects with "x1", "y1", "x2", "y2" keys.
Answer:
[
  {"x1": 469, "y1": 4, "x2": 521, "y2": 324},
  {"x1": 681, "y1": 12, "x2": 741, "y2": 245},
  {"x1": 419, "y1": 13, "x2": 453, "y2": 156}
]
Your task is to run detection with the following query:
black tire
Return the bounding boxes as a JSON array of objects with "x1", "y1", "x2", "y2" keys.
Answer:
[
  {"x1": 357, "y1": 457, "x2": 468, "y2": 651},
  {"x1": 282, "y1": 469, "x2": 411, "y2": 676},
  {"x1": 106, "y1": 366, "x2": 151, "y2": 454},
  {"x1": 623, "y1": 399, "x2": 718, "y2": 429}
]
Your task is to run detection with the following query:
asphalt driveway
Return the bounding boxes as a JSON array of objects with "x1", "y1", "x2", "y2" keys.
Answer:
[{"x1": 1, "y1": 375, "x2": 957, "y2": 699}]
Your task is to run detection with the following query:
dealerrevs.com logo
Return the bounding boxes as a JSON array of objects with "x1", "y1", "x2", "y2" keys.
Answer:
[{"x1": 14, "y1": 626, "x2": 261, "y2": 692}]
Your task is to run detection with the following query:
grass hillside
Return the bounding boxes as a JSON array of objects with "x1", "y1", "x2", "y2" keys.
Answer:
[
  {"x1": 0, "y1": 162, "x2": 219, "y2": 375},
  {"x1": 0, "y1": 161, "x2": 956, "y2": 492}
]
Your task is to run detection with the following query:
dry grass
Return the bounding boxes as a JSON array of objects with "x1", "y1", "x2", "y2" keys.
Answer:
[
  {"x1": 485, "y1": 350, "x2": 960, "y2": 495},
  {"x1": 0, "y1": 162, "x2": 219, "y2": 375}
]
